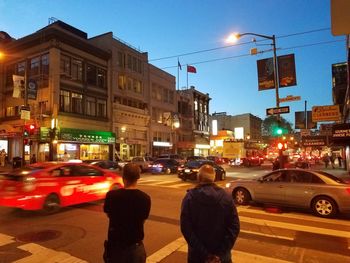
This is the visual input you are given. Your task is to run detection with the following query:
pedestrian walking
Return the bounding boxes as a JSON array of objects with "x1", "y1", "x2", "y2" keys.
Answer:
[
  {"x1": 30, "y1": 154, "x2": 36, "y2": 164},
  {"x1": 323, "y1": 153, "x2": 330, "y2": 168},
  {"x1": 180, "y1": 164, "x2": 240, "y2": 263},
  {"x1": 103, "y1": 163, "x2": 151, "y2": 263},
  {"x1": 0, "y1": 149, "x2": 6, "y2": 167},
  {"x1": 337, "y1": 155, "x2": 343, "y2": 168},
  {"x1": 330, "y1": 154, "x2": 336, "y2": 169}
]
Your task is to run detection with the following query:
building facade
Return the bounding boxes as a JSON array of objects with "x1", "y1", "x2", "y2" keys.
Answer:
[
  {"x1": 89, "y1": 32, "x2": 151, "y2": 160},
  {"x1": 0, "y1": 21, "x2": 114, "y2": 163},
  {"x1": 210, "y1": 112, "x2": 262, "y2": 141}
]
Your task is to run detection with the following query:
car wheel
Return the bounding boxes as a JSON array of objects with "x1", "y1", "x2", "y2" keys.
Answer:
[
  {"x1": 42, "y1": 194, "x2": 60, "y2": 214},
  {"x1": 164, "y1": 168, "x2": 171, "y2": 174},
  {"x1": 312, "y1": 196, "x2": 338, "y2": 218},
  {"x1": 233, "y1": 188, "x2": 251, "y2": 205}
]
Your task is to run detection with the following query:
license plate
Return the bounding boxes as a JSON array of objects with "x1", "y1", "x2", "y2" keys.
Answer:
[{"x1": 184, "y1": 169, "x2": 191, "y2": 173}]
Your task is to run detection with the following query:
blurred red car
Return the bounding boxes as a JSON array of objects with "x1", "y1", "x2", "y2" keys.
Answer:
[{"x1": 0, "y1": 162, "x2": 123, "y2": 213}]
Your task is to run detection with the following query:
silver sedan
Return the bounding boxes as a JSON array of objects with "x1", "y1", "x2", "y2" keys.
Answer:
[{"x1": 225, "y1": 169, "x2": 350, "y2": 218}]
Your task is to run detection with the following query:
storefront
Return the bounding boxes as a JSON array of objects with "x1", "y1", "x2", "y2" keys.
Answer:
[{"x1": 39, "y1": 127, "x2": 116, "y2": 162}]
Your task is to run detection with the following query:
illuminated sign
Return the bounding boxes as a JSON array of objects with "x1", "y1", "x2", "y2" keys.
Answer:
[{"x1": 153, "y1": 141, "x2": 172, "y2": 147}]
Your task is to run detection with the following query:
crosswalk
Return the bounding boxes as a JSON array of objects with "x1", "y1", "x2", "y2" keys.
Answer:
[{"x1": 138, "y1": 175, "x2": 232, "y2": 189}]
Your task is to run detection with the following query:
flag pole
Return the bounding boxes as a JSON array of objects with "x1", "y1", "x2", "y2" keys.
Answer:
[
  {"x1": 186, "y1": 64, "x2": 189, "y2": 89},
  {"x1": 177, "y1": 58, "x2": 180, "y2": 90}
]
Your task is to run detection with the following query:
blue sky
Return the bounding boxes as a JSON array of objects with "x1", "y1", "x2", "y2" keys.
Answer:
[{"x1": 1, "y1": 0, "x2": 346, "y2": 125}]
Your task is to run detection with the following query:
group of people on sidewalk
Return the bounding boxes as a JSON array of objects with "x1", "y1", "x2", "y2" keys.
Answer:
[{"x1": 103, "y1": 163, "x2": 240, "y2": 263}]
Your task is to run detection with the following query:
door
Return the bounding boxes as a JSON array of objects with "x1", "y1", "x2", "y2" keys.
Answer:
[{"x1": 254, "y1": 171, "x2": 288, "y2": 204}]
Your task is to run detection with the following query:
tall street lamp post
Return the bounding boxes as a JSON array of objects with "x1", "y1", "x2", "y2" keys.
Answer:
[{"x1": 231, "y1": 32, "x2": 284, "y2": 167}]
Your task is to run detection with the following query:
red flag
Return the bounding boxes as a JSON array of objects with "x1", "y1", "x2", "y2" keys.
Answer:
[{"x1": 187, "y1": 65, "x2": 197, "y2": 73}]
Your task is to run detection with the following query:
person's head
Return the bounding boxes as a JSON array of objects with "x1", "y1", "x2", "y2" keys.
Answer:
[
  {"x1": 123, "y1": 163, "x2": 141, "y2": 185},
  {"x1": 198, "y1": 164, "x2": 215, "y2": 183}
]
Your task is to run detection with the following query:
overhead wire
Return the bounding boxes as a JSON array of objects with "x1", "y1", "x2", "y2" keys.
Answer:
[
  {"x1": 160, "y1": 39, "x2": 344, "y2": 70},
  {"x1": 149, "y1": 28, "x2": 331, "y2": 62}
]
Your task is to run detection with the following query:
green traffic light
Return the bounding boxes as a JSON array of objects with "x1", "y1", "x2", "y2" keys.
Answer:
[{"x1": 277, "y1": 128, "x2": 283, "y2": 135}]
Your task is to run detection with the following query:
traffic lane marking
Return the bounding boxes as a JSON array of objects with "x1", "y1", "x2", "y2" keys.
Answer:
[
  {"x1": 239, "y1": 215, "x2": 350, "y2": 239},
  {"x1": 151, "y1": 237, "x2": 293, "y2": 263},
  {"x1": 13, "y1": 243, "x2": 87, "y2": 263},
  {"x1": 0, "y1": 233, "x2": 15, "y2": 246},
  {"x1": 237, "y1": 206, "x2": 350, "y2": 227}
]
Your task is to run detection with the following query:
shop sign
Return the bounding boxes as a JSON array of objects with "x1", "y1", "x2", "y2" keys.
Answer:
[
  {"x1": 301, "y1": 136, "x2": 328, "y2": 147},
  {"x1": 40, "y1": 127, "x2": 51, "y2": 141},
  {"x1": 331, "y1": 123, "x2": 350, "y2": 144},
  {"x1": 312, "y1": 105, "x2": 341, "y2": 122},
  {"x1": 60, "y1": 128, "x2": 115, "y2": 144}
]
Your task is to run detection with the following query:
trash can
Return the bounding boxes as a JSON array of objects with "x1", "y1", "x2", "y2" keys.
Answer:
[{"x1": 12, "y1": 157, "x2": 22, "y2": 169}]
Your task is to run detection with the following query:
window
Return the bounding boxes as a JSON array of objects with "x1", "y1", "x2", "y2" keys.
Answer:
[
  {"x1": 97, "y1": 68, "x2": 106, "y2": 88},
  {"x1": 60, "y1": 90, "x2": 70, "y2": 112},
  {"x1": 71, "y1": 58, "x2": 83, "y2": 81},
  {"x1": 118, "y1": 75, "x2": 126, "y2": 89},
  {"x1": 41, "y1": 54, "x2": 49, "y2": 75},
  {"x1": 127, "y1": 78, "x2": 132, "y2": 90},
  {"x1": 117, "y1": 52, "x2": 124, "y2": 67},
  {"x1": 5, "y1": 64, "x2": 15, "y2": 86},
  {"x1": 132, "y1": 57, "x2": 137, "y2": 71},
  {"x1": 87, "y1": 64, "x2": 97, "y2": 86},
  {"x1": 127, "y1": 54, "x2": 132, "y2": 70},
  {"x1": 97, "y1": 99, "x2": 107, "y2": 118},
  {"x1": 60, "y1": 55, "x2": 71, "y2": 76},
  {"x1": 86, "y1": 96, "x2": 96, "y2": 116},
  {"x1": 17, "y1": 61, "x2": 25, "y2": 76},
  {"x1": 30, "y1": 57, "x2": 40, "y2": 76},
  {"x1": 72, "y1": 92, "x2": 83, "y2": 114},
  {"x1": 133, "y1": 79, "x2": 142, "y2": 93},
  {"x1": 5, "y1": 106, "x2": 19, "y2": 117}
]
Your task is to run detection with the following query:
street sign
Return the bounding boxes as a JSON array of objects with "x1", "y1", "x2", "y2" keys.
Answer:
[
  {"x1": 312, "y1": 105, "x2": 341, "y2": 122},
  {"x1": 279, "y1": 95, "x2": 301, "y2": 103},
  {"x1": 266, "y1": 106, "x2": 290, "y2": 115}
]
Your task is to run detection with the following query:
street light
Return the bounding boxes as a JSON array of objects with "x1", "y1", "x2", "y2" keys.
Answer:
[{"x1": 227, "y1": 32, "x2": 280, "y2": 109}]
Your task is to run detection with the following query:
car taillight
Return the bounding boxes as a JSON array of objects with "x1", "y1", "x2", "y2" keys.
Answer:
[
  {"x1": 346, "y1": 188, "x2": 350, "y2": 194},
  {"x1": 22, "y1": 176, "x2": 36, "y2": 192}
]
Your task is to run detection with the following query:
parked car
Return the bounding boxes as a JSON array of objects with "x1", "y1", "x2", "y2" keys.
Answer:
[
  {"x1": 186, "y1": 155, "x2": 207, "y2": 162},
  {"x1": 131, "y1": 156, "x2": 154, "y2": 172},
  {"x1": 225, "y1": 168, "x2": 350, "y2": 218},
  {"x1": 158, "y1": 154, "x2": 185, "y2": 164},
  {"x1": 150, "y1": 158, "x2": 180, "y2": 174},
  {"x1": 84, "y1": 160, "x2": 122, "y2": 172},
  {"x1": 178, "y1": 160, "x2": 226, "y2": 181},
  {"x1": 206, "y1": 156, "x2": 228, "y2": 165},
  {"x1": 0, "y1": 162, "x2": 124, "y2": 213}
]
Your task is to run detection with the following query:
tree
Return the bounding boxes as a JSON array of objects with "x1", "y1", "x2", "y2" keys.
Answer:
[{"x1": 262, "y1": 115, "x2": 293, "y2": 137}]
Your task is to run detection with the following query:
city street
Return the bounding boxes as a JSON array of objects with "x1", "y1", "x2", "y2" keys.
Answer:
[{"x1": 0, "y1": 164, "x2": 350, "y2": 262}]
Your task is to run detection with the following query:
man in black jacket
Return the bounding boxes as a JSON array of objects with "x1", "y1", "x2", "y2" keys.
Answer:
[
  {"x1": 180, "y1": 164, "x2": 240, "y2": 263},
  {"x1": 104, "y1": 163, "x2": 151, "y2": 263}
]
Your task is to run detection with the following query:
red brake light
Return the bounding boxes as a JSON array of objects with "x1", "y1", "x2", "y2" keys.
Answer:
[{"x1": 346, "y1": 188, "x2": 350, "y2": 194}]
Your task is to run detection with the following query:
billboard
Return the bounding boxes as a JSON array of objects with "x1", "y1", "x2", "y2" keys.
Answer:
[
  {"x1": 257, "y1": 54, "x2": 297, "y2": 91},
  {"x1": 295, "y1": 111, "x2": 317, "y2": 129},
  {"x1": 278, "y1": 54, "x2": 297, "y2": 87}
]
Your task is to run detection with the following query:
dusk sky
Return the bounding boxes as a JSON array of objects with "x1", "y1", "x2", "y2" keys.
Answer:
[{"x1": 1, "y1": 0, "x2": 345, "y2": 125}]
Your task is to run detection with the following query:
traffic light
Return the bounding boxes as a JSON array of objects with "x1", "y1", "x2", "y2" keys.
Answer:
[
  {"x1": 272, "y1": 125, "x2": 287, "y2": 137},
  {"x1": 277, "y1": 142, "x2": 288, "y2": 150}
]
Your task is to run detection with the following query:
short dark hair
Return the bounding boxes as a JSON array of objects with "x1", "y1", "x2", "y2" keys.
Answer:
[{"x1": 123, "y1": 163, "x2": 140, "y2": 183}]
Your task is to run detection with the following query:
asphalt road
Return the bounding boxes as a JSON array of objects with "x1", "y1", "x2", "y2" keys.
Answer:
[{"x1": 0, "y1": 164, "x2": 350, "y2": 262}]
